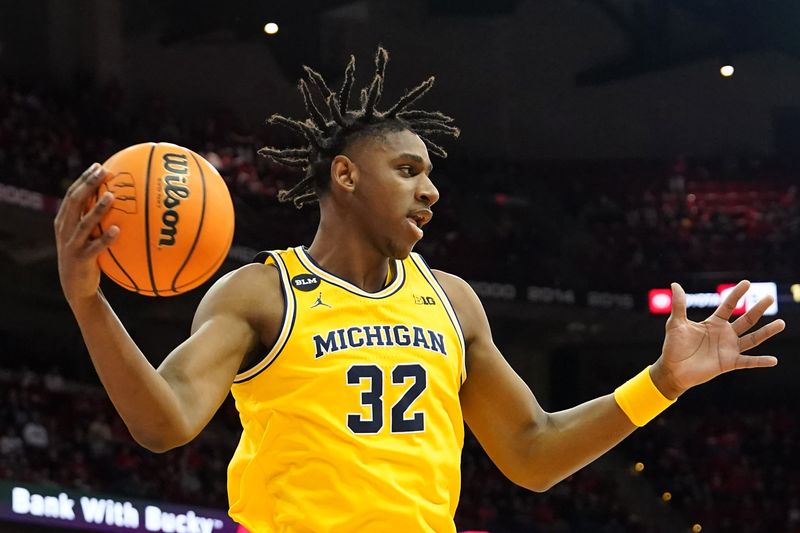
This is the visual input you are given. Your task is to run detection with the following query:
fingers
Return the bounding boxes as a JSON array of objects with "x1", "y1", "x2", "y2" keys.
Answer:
[
  {"x1": 710, "y1": 280, "x2": 750, "y2": 322},
  {"x1": 737, "y1": 319, "x2": 786, "y2": 352},
  {"x1": 82, "y1": 225, "x2": 120, "y2": 259},
  {"x1": 64, "y1": 162, "x2": 101, "y2": 198},
  {"x1": 731, "y1": 294, "x2": 774, "y2": 335},
  {"x1": 668, "y1": 282, "x2": 687, "y2": 324},
  {"x1": 54, "y1": 163, "x2": 106, "y2": 232},
  {"x1": 54, "y1": 162, "x2": 119, "y2": 263},
  {"x1": 734, "y1": 354, "x2": 778, "y2": 370},
  {"x1": 72, "y1": 191, "x2": 115, "y2": 245}
]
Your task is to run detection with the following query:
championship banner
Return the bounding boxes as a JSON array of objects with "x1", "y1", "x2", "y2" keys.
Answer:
[{"x1": 0, "y1": 481, "x2": 243, "y2": 532}]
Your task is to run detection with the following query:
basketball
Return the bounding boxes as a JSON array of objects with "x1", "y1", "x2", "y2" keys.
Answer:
[{"x1": 85, "y1": 142, "x2": 235, "y2": 297}]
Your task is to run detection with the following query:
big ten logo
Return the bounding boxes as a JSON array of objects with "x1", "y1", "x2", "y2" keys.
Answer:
[{"x1": 414, "y1": 294, "x2": 436, "y2": 305}]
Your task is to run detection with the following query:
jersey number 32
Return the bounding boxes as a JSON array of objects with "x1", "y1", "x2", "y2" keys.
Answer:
[{"x1": 346, "y1": 363, "x2": 426, "y2": 434}]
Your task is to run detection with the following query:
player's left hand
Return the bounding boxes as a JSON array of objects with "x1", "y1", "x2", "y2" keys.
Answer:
[{"x1": 650, "y1": 280, "x2": 785, "y2": 399}]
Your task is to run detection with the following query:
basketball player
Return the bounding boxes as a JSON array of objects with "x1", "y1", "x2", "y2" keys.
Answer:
[{"x1": 54, "y1": 48, "x2": 785, "y2": 532}]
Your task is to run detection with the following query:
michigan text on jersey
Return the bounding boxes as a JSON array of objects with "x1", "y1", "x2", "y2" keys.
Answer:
[{"x1": 312, "y1": 325, "x2": 447, "y2": 358}]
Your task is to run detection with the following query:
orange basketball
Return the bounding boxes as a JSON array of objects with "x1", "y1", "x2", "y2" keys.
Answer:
[{"x1": 86, "y1": 142, "x2": 235, "y2": 297}]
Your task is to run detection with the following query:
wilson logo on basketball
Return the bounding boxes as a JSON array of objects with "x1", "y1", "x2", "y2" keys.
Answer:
[{"x1": 159, "y1": 152, "x2": 191, "y2": 247}]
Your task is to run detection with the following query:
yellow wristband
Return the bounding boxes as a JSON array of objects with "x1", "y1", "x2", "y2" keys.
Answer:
[{"x1": 614, "y1": 366, "x2": 676, "y2": 427}]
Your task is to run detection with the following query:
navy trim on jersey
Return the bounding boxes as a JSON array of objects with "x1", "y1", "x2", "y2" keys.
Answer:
[
  {"x1": 233, "y1": 251, "x2": 297, "y2": 383},
  {"x1": 294, "y1": 247, "x2": 406, "y2": 299},
  {"x1": 251, "y1": 250, "x2": 270, "y2": 264},
  {"x1": 409, "y1": 253, "x2": 467, "y2": 384}
]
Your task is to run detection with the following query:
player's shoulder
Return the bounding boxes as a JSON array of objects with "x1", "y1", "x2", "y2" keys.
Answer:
[
  {"x1": 209, "y1": 246, "x2": 307, "y2": 303},
  {"x1": 428, "y1": 268, "x2": 487, "y2": 342},
  {"x1": 430, "y1": 268, "x2": 473, "y2": 298},
  {"x1": 218, "y1": 261, "x2": 280, "y2": 293},
  {"x1": 198, "y1": 260, "x2": 282, "y2": 319},
  {"x1": 190, "y1": 259, "x2": 285, "y2": 342}
]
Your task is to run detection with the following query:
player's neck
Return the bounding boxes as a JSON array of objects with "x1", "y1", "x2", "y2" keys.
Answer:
[{"x1": 307, "y1": 214, "x2": 392, "y2": 293}]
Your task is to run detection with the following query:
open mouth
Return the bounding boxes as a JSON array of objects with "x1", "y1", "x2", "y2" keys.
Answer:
[
  {"x1": 407, "y1": 209, "x2": 432, "y2": 229},
  {"x1": 406, "y1": 217, "x2": 424, "y2": 239},
  {"x1": 406, "y1": 209, "x2": 432, "y2": 240}
]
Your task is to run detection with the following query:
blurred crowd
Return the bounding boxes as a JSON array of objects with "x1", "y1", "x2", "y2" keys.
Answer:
[
  {"x1": 2, "y1": 77, "x2": 799, "y2": 530},
  {"x1": 625, "y1": 408, "x2": 800, "y2": 533},
  {"x1": 2, "y1": 78, "x2": 799, "y2": 289},
  {"x1": 457, "y1": 432, "x2": 646, "y2": 533},
  {"x1": 0, "y1": 366, "x2": 236, "y2": 508},
  {"x1": 4, "y1": 364, "x2": 799, "y2": 532},
  {"x1": 0, "y1": 366, "x2": 649, "y2": 532}
]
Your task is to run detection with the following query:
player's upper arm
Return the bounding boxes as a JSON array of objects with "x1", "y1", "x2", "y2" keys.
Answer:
[
  {"x1": 156, "y1": 262, "x2": 283, "y2": 445},
  {"x1": 433, "y1": 270, "x2": 550, "y2": 489}
]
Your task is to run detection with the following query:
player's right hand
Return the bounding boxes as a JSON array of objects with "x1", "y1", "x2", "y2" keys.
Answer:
[{"x1": 54, "y1": 163, "x2": 120, "y2": 306}]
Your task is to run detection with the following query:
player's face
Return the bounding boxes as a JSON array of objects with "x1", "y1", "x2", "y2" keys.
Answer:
[{"x1": 351, "y1": 129, "x2": 439, "y2": 259}]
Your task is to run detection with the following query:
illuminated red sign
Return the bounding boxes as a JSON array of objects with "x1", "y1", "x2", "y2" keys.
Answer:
[
  {"x1": 716, "y1": 284, "x2": 746, "y2": 316},
  {"x1": 648, "y1": 289, "x2": 673, "y2": 314},
  {"x1": 647, "y1": 283, "x2": 778, "y2": 316}
]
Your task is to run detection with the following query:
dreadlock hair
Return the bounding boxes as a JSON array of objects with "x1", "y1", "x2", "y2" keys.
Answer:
[{"x1": 258, "y1": 46, "x2": 460, "y2": 208}]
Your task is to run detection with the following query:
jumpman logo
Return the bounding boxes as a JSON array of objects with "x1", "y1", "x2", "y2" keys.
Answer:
[{"x1": 310, "y1": 292, "x2": 332, "y2": 309}]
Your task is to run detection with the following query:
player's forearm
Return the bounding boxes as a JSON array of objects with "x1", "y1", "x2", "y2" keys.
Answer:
[
  {"x1": 70, "y1": 291, "x2": 191, "y2": 452},
  {"x1": 520, "y1": 394, "x2": 635, "y2": 491}
]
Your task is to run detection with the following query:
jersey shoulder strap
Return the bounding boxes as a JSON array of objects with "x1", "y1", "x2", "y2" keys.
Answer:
[{"x1": 234, "y1": 248, "x2": 297, "y2": 383}]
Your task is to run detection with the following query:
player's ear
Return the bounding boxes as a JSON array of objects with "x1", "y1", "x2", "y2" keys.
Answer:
[{"x1": 331, "y1": 155, "x2": 358, "y2": 193}]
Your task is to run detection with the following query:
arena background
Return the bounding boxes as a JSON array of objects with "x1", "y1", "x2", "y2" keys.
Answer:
[{"x1": 1, "y1": 1, "x2": 800, "y2": 532}]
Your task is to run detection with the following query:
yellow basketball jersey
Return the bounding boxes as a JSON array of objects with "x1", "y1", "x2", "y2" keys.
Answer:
[{"x1": 227, "y1": 247, "x2": 466, "y2": 533}]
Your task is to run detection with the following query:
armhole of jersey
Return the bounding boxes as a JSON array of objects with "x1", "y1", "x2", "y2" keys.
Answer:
[
  {"x1": 233, "y1": 251, "x2": 296, "y2": 383},
  {"x1": 409, "y1": 253, "x2": 467, "y2": 385}
]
